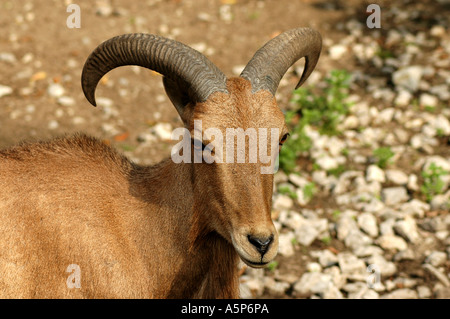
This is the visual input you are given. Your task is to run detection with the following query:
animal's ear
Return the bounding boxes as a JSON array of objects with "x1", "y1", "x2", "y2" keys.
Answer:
[{"x1": 163, "y1": 76, "x2": 193, "y2": 124}]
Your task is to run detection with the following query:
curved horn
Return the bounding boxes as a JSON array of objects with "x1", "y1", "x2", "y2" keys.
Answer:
[
  {"x1": 81, "y1": 33, "x2": 228, "y2": 106},
  {"x1": 240, "y1": 28, "x2": 322, "y2": 95}
]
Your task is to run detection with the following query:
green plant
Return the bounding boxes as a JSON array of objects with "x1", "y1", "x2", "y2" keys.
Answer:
[
  {"x1": 278, "y1": 185, "x2": 298, "y2": 200},
  {"x1": 302, "y1": 182, "x2": 317, "y2": 202},
  {"x1": 119, "y1": 143, "x2": 136, "y2": 152},
  {"x1": 420, "y1": 163, "x2": 449, "y2": 202},
  {"x1": 373, "y1": 147, "x2": 395, "y2": 168},
  {"x1": 279, "y1": 70, "x2": 352, "y2": 174},
  {"x1": 321, "y1": 236, "x2": 332, "y2": 245},
  {"x1": 267, "y1": 260, "x2": 279, "y2": 272},
  {"x1": 375, "y1": 47, "x2": 395, "y2": 60},
  {"x1": 331, "y1": 210, "x2": 341, "y2": 221},
  {"x1": 327, "y1": 164, "x2": 347, "y2": 177}
]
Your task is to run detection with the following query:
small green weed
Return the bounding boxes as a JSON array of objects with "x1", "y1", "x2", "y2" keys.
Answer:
[
  {"x1": 373, "y1": 147, "x2": 395, "y2": 169},
  {"x1": 267, "y1": 260, "x2": 279, "y2": 272},
  {"x1": 303, "y1": 182, "x2": 317, "y2": 201},
  {"x1": 420, "y1": 163, "x2": 449, "y2": 202},
  {"x1": 278, "y1": 185, "x2": 298, "y2": 200}
]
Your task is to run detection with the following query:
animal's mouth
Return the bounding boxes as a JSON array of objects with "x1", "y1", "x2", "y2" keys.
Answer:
[{"x1": 240, "y1": 256, "x2": 269, "y2": 268}]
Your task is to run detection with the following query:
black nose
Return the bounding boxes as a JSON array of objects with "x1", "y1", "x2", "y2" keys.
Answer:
[{"x1": 247, "y1": 235, "x2": 273, "y2": 256}]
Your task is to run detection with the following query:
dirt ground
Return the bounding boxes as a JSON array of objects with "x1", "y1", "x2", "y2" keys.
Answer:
[{"x1": 1, "y1": 0, "x2": 449, "y2": 299}]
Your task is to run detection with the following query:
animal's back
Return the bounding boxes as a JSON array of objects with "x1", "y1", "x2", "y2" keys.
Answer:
[{"x1": 0, "y1": 134, "x2": 154, "y2": 298}]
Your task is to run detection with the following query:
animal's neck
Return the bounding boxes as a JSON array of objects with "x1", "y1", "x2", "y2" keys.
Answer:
[{"x1": 130, "y1": 159, "x2": 240, "y2": 298}]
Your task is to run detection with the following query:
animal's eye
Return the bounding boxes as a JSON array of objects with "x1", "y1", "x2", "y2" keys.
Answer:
[
  {"x1": 279, "y1": 133, "x2": 289, "y2": 146},
  {"x1": 192, "y1": 139, "x2": 206, "y2": 151}
]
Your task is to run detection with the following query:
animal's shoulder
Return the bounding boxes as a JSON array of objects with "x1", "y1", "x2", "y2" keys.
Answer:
[{"x1": 0, "y1": 133, "x2": 133, "y2": 172}]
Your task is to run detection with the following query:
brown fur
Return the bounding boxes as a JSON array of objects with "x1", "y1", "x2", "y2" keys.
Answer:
[{"x1": 0, "y1": 78, "x2": 286, "y2": 298}]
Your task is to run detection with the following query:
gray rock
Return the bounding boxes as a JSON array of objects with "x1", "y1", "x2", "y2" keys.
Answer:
[
  {"x1": 306, "y1": 262, "x2": 322, "y2": 273},
  {"x1": 47, "y1": 83, "x2": 65, "y2": 98},
  {"x1": 400, "y1": 199, "x2": 429, "y2": 218},
  {"x1": 367, "y1": 254, "x2": 397, "y2": 277},
  {"x1": 343, "y1": 282, "x2": 380, "y2": 299},
  {"x1": 277, "y1": 232, "x2": 295, "y2": 257},
  {"x1": 417, "y1": 286, "x2": 432, "y2": 298},
  {"x1": 422, "y1": 264, "x2": 450, "y2": 287},
  {"x1": 355, "y1": 178, "x2": 382, "y2": 196},
  {"x1": 430, "y1": 84, "x2": 450, "y2": 101},
  {"x1": 342, "y1": 115, "x2": 359, "y2": 129},
  {"x1": 419, "y1": 216, "x2": 446, "y2": 232},
  {"x1": 295, "y1": 224, "x2": 319, "y2": 247},
  {"x1": 393, "y1": 217, "x2": 421, "y2": 244},
  {"x1": 0, "y1": 84, "x2": 13, "y2": 98},
  {"x1": 430, "y1": 25, "x2": 446, "y2": 37},
  {"x1": 381, "y1": 288, "x2": 418, "y2": 299},
  {"x1": 430, "y1": 192, "x2": 450, "y2": 211},
  {"x1": 278, "y1": 210, "x2": 304, "y2": 230},
  {"x1": 0, "y1": 52, "x2": 17, "y2": 63},
  {"x1": 357, "y1": 212, "x2": 379, "y2": 237},
  {"x1": 425, "y1": 251, "x2": 447, "y2": 267},
  {"x1": 435, "y1": 287, "x2": 450, "y2": 299},
  {"x1": 239, "y1": 276, "x2": 264, "y2": 298},
  {"x1": 263, "y1": 277, "x2": 290, "y2": 297},
  {"x1": 288, "y1": 174, "x2": 309, "y2": 188},
  {"x1": 96, "y1": 0, "x2": 113, "y2": 16},
  {"x1": 273, "y1": 171, "x2": 288, "y2": 184},
  {"x1": 377, "y1": 235, "x2": 408, "y2": 251},
  {"x1": 419, "y1": 93, "x2": 438, "y2": 107},
  {"x1": 379, "y1": 218, "x2": 396, "y2": 236},
  {"x1": 322, "y1": 284, "x2": 344, "y2": 299},
  {"x1": 293, "y1": 272, "x2": 340, "y2": 298},
  {"x1": 57, "y1": 96, "x2": 75, "y2": 107},
  {"x1": 151, "y1": 123, "x2": 173, "y2": 141},
  {"x1": 342, "y1": 282, "x2": 366, "y2": 293},
  {"x1": 333, "y1": 171, "x2": 363, "y2": 195},
  {"x1": 323, "y1": 266, "x2": 347, "y2": 289},
  {"x1": 272, "y1": 194, "x2": 294, "y2": 211},
  {"x1": 382, "y1": 187, "x2": 409, "y2": 206},
  {"x1": 311, "y1": 250, "x2": 339, "y2": 268},
  {"x1": 96, "y1": 96, "x2": 114, "y2": 108},
  {"x1": 377, "y1": 108, "x2": 396, "y2": 124},
  {"x1": 338, "y1": 252, "x2": 367, "y2": 280},
  {"x1": 47, "y1": 120, "x2": 59, "y2": 130},
  {"x1": 395, "y1": 89, "x2": 413, "y2": 106},
  {"x1": 316, "y1": 155, "x2": 340, "y2": 171},
  {"x1": 393, "y1": 248, "x2": 416, "y2": 261},
  {"x1": 345, "y1": 228, "x2": 373, "y2": 251},
  {"x1": 359, "y1": 197, "x2": 385, "y2": 213},
  {"x1": 353, "y1": 245, "x2": 384, "y2": 257},
  {"x1": 385, "y1": 170, "x2": 409, "y2": 185},
  {"x1": 329, "y1": 44, "x2": 348, "y2": 60},
  {"x1": 392, "y1": 277, "x2": 418, "y2": 289},
  {"x1": 137, "y1": 132, "x2": 157, "y2": 144},
  {"x1": 394, "y1": 128, "x2": 410, "y2": 144},
  {"x1": 407, "y1": 174, "x2": 420, "y2": 191},
  {"x1": 392, "y1": 65, "x2": 423, "y2": 92},
  {"x1": 336, "y1": 212, "x2": 358, "y2": 241},
  {"x1": 410, "y1": 133, "x2": 438, "y2": 153}
]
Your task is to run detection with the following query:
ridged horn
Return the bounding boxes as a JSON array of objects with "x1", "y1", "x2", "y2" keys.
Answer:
[
  {"x1": 240, "y1": 28, "x2": 322, "y2": 95},
  {"x1": 81, "y1": 33, "x2": 228, "y2": 107}
]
